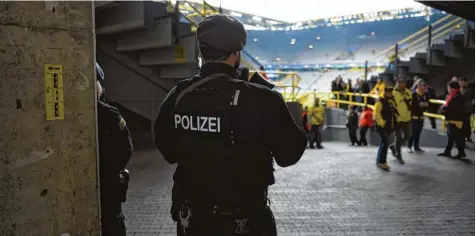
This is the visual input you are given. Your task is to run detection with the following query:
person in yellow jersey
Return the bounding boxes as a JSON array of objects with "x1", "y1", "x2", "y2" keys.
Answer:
[
  {"x1": 374, "y1": 87, "x2": 398, "y2": 171},
  {"x1": 389, "y1": 77, "x2": 412, "y2": 164},
  {"x1": 370, "y1": 78, "x2": 386, "y2": 98},
  {"x1": 309, "y1": 98, "x2": 325, "y2": 149}
]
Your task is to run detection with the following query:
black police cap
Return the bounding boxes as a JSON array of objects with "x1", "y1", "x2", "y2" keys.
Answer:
[{"x1": 197, "y1": 14, "x2": 247, "y2": 53}]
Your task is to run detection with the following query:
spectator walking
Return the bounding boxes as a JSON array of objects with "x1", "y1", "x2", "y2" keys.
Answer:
[
  {"x1": 359, "y1": 106, "x2": 373, "y2": 146},
  {"x1": 347, "y1": 105, "x2": 359, "y2": 146},
  {"x1": 408, "y1": 80, "x2": 429, "y2": 153},
  {"x1": 437, "y1": 82, "x2": 467, "y2": 159},
  {"x1": 310, "y1": 98, "x2": 325, "y2": 149},
  {"x1": 459, "y1": 77, "x2": 474, "y2": 142}
]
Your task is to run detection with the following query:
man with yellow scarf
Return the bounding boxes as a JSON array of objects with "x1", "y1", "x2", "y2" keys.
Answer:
[
  {"x1": 374, "y1": 87, "x2": 398, "y2": 171},
  {"x1": 389, "y1": 78, "x2": 412, "y2": 164}
]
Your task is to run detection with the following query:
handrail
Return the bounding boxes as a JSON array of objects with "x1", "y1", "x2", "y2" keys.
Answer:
[
  {"x1": 399, "y1": 19, "x2": 464, "y2": 58},
  {"x1": 305, "y1": 90, "x2": 448, "y2": 131},
  {"x1": 339, "y1": 15, "x2": 463, "y2": 79},
  {"x1": 375, "y1": 14, "x2": 454, "y2": 59},
  {"x1": 398, "y1": 18, "x2": 464, "y2": 56}
]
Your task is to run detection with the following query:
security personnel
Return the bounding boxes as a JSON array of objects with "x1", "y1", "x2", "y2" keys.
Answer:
[
  {"x1": 389, "y1": 77, "x2": 412, "y2": 163},
  {"x1": 408, "y1": 80, "x2": 428, "y2": 153},
  {"x1": 96, "y1": 63, "x2": 133, "y2": 236},
  {"x1": 374, "y1": 87, "x2": 398, "y2": 171},
  {"x1": 437, "y1": 82, "x2": 467, "y2": 159},
  {"x1": 310, "y1": 98, "x2": 325, "y2": 149},
  {"x1": 154, "y1": 14, "x2": 307, "y2": 236}
]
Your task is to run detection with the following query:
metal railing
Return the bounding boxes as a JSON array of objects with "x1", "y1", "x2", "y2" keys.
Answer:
[
  {"x1": 250, "y1": 70, "x2": 302, "y2": 101},
  {"x1": 298, "y1": 90, "x2": 450, "y2": 132}
]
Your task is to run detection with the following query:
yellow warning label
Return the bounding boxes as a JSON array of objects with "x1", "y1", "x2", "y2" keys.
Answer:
[
  {"x1": 175, "y1": 45, "x2": 186, "y2": 63},
  {"x1": 44, "y1": 64, "x2": 64, "y2": 120}
]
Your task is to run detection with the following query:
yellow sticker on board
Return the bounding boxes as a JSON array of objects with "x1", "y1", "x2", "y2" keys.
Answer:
[
  {"x1": 175, "y1": 45, "x2": 186, "y2": 63},
  {"x1": 44, "y1": 64, "x2": 64, "y2": 120}
]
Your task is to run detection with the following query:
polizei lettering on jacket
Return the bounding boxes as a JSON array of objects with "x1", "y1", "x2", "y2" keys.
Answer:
[{"x1": 174, "y1": 114, "x2": 221, "y2": 132}]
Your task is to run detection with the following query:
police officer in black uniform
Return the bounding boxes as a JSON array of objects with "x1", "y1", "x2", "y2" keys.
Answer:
[
  {"x1": 96, "y1": 63, "x2": 133, "y2": 236},
  {"x1": 154, "y1": 14, "x2": 307, "y2": 236}
]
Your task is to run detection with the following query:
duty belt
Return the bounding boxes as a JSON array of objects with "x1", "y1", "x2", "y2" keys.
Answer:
[
  {"x1": 412, "y1": 116, "x2": 424, "y2": 120},
  {"x1": 178, "y1": 202, "x2": 268, "y2": 234}
]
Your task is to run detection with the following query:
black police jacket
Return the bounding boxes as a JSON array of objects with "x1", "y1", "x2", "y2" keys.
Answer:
[
  {"x1": 154, "y1": 63, "x2": 307, "y2": 201},
  {"x1": 97, "y1": 101, "x2": 133, "y2": 213}
]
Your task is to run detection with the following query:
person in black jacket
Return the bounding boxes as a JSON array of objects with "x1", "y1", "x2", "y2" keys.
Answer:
[
  {"x1": 408, "y1": 80, "x2": 429, "y2": 153},
  {"x1": 425, "y1": 85, "x2": 437, "y2": 129},
  {"x1": 437, "y1": 82, "x2": 467, "y2": 159},
  {"x1": 347, "y1": 105, "x2": 359, "y2": 145},
  {"x1": 154, "y1": 14, "x2": 307, "y2": 236},
  {"x1": 459, "y1": 77, "x2": 474, "y2": 142},
  {"x1": 96, "y1": 63, "x2": 133, "y2": 236}
]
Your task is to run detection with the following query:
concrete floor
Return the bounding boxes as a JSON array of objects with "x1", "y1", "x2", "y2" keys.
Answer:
[{"x1": 123, "y1": 142, "x2": 475, "y2": 236}]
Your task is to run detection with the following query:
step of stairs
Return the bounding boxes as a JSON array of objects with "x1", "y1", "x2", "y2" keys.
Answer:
[
  {"x1": 95, "y1": 1, "x2": 168, "y2": 35},
  {"x1": 139, "y1": 35, "x2": 197, "y2": 66},
  {"x1": 116, "y1": 16, "x2": 175, "y2": 52}
]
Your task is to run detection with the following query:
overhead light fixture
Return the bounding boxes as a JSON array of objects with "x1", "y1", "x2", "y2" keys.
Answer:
[
  {"x1": 308, "y1": 45, "x2": 313, "y2": 49},
  {"x1": 253, "y1": 38, "x2": 258, "y2": 42},
  {"x1": 316, "y1": 36, "x2": 321, "y2": 40}
]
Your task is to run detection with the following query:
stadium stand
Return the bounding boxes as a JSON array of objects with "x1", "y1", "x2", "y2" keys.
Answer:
[{"x1": 245, "y1": 12, "x2": 447, "y2": 65}]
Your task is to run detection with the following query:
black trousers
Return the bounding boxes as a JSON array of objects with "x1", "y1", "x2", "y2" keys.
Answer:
[
  {"x1": 376, "y1": 127, "x2": 391, "y2": 164},
  {"x1": 310, "y1": 125, "x2": 322, "y2": 147},
  {"x1": 462, "y1": 115, "x2": 471, "y2": 139},
  {"x1": 348, "y1": 126, "x2": 358, "y2": 144},
  {"x1": 359, "y1": 126, "x2": 369, "y2": 145},
  {"x1": 444, "y1": 124, "x2": 466, "y2": 156},
  {"x1": 101, "y1": 212, "x2": 126, "y2": 236},
  {"x1": 408, "y1": 119, "x2": 424, "y2": 149},
  {"x1": 391, "y1": 121, "x2": 411, "y2": 155}
]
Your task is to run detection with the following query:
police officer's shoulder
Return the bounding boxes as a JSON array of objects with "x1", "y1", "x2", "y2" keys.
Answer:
[
  {"x1": 98, "y1": 101, "x2": 128, "y2": 130},
  {"x1": 98, "y1": 101, "x2": 120, "y2": 115},
  {"x1": 237, "y1": 80, "x2": 284, "y2": 101}
]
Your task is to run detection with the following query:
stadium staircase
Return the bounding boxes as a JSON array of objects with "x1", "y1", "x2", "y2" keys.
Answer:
[
  {"x1": 94, "y1": 1, "x2": 200, "y2": 148},
  {"x1": 95, "y1": 1, "x2": 198, "y2": 120},
  {"x1": 374, "y1": 14, "x2": 474, "y2": 87}
]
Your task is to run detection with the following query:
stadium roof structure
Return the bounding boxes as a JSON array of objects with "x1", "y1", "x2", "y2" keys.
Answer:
[
  {"x1": 418, "y1": 1, "x2": 474, "y2": 21},
  {"x1": 176, "y1": 0, "x2": 434, "y2": 31},
  {"x1": 177, "y1": 1, "x2": 290, "y2": 29}
]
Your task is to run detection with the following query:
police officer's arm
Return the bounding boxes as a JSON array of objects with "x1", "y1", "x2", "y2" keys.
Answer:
[
  {"x1": 154, "y1": 87, "x2": 178, "y2": 164},
  {"x1": 265, "y1": 92, "x2": 307, "y2": 167},
  {"x1": 373, "y1": 100, "x2": 385, "y2": 127},
  {"x1": 109, "y1": 110, "x2": 133, "y2": 169}
]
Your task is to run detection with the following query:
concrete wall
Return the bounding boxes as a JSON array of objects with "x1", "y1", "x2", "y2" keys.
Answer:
[
  {"x1": 323, "y1": 107, "x2": 449, "y2": 148},
  {"x1": 0, "y1": 2, "x2": 100, "y2": 235}
]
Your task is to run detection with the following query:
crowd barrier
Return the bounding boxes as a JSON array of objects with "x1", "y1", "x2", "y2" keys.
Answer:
[{"x1": 307, "y1": 91, "x2": 452, "y2": 133}]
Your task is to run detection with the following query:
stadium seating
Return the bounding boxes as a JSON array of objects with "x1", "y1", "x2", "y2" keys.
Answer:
[{"x1": 245, "y1": 14, "x2": 447, "y2": 66}]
